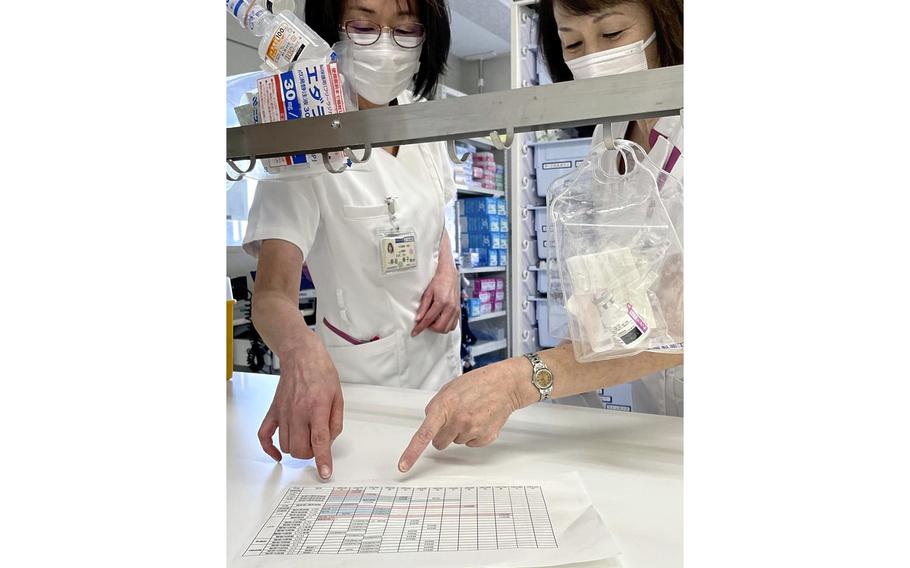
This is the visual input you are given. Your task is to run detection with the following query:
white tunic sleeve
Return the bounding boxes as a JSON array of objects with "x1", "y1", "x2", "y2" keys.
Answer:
[
  {"x1": 242, "y1": 178, "x2": 320, "y2": 260},
  {"x1": 425, "y1": 140, "x2": 457, "y2": 205}
]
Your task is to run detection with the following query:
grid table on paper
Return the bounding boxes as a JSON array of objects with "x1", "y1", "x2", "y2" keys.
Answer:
[{"x1": 243, "y1": 485, "x2": 558, "y2": 556}]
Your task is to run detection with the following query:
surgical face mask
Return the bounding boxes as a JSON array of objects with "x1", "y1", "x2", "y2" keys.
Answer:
[
  {"x1": 566, "y1": 32, "x2": 656, "y2": 80},
  {"x1": 351, "y1": 34, "x2": 422, "y2": 104}
]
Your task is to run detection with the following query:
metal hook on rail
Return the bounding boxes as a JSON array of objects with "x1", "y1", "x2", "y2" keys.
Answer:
[
  {"x1": 343, "y1": 144, "x2": 372, "y2": 164},
  {"x1": 488, "y1": 127, "x2": 515, "y2": 150},
  {"x1": 321, "y1": 152, "x2": 349, "y2": 174},
  {"x1": 601, "y1": 123, "x2": 616, "y2": 151},
  {"x1": 227, "y1": 156, "x2": 257, "y2": 175},
  {"x1": 226, "y1": 156, "x2": 257, "y2": 181},
  {"x1": 446, "y1": 139, "x2": 470, "y2": 163}
]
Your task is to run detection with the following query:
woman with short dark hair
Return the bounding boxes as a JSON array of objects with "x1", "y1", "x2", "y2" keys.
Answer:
[{"x1": 244, "y1": 0, "x2": 463, "y2": 480}]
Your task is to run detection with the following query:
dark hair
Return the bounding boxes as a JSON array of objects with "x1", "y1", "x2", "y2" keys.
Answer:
[
  {"x1": 537, "y1": 0, "x2": 683, "y2": 83},
  {"x1": 304, "y1": 0, "x2": 451, "y2": 100}
]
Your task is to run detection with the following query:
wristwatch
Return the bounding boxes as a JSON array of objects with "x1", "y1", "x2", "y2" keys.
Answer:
[{"x1": 523, "y1": 352, "x2": 554, "y2": 401}]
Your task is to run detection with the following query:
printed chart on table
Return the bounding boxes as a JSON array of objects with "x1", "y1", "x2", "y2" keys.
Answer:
[{"x1": 244, "y1": 485, "x2": 558, "y2": 556}]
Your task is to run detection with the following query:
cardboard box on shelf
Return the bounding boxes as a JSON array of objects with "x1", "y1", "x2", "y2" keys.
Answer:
[
  {"x1": 461, "y1": 232, "x2": 494, "y2": 250},
  {"x1": 473, "y1": 278, "x2": 498, "y2": 294},
  {"x1": 462, "y1": 197, "x2": 500, "y2": 216},
  {"x1": 461, "y1": 250, "x2": 480, "y2": 268},
  {"x1": 460, "y1": 214, "x2": 500, "y2": 233}
]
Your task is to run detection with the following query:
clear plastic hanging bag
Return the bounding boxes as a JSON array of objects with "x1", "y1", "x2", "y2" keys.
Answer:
[{"x1": 547, "y1": 137, "x2": 683, "y2": 362}]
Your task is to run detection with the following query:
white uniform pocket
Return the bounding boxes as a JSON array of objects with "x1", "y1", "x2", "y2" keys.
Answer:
[{"x1": 324, "y1": 331, "x2": 403, "y2": 387}]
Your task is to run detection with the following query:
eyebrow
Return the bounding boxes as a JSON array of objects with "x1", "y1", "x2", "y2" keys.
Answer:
[
  {"x1": 558, "y1": 10, "x2": 621, "y2": 31},
  {"x1": 350, "y1": 4, "x2": 413, "y2": 17}
]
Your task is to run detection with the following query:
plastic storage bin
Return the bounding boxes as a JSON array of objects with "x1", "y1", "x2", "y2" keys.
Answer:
[
  {"x1": 537, "y1": 300, "x2": 569, "y2": 348},
  {"x1": 533, "y1": 138, "x2": 592, "y2": 197},
  {"x1": 534, "y1": 209, "x2": 554, "y2": 259},
  {"x1": 599, "y1": 383, "x2": 634, "y2": 412},
  {"x1": 536, "y1": 262, "x2": 548, "y2": 294}
]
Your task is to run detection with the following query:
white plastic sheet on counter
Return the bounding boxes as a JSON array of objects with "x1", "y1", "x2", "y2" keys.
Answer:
[{"x1": 234, "y1": 471, "x2": 622, "y2": 567}]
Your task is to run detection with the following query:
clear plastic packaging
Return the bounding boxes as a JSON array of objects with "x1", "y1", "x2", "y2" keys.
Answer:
[
  {"x1": 547, "y1": 138, "x2": 683, "y2": 362},
  {"x1": 226, "y1": 3, "x2": 329, "y2": 73},
  {"x1": 256, "y1": 10, "x2": 329, "y2": 73},
  {"x1": 226, "y1": 1, "x2": 297, "y2": 36},
  {"x1": 226, "y1": 41, "x2": 359, "y2": 181}
]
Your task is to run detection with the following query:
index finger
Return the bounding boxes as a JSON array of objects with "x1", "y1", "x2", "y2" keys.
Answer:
[
  {"x1": 398, "y1": 405, "x2": 447, "y2": 473},
  {"x1": 310, "y1": 407, "x2": 334, "y2": 480}
]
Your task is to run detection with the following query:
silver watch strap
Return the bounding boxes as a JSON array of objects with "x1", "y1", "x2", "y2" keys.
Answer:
[{"x1": 524, "y1": 352, "x2": 551, "y2": 401}]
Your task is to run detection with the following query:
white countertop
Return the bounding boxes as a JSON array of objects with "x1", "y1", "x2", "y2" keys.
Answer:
[{"x1": 227, "y1": 373, "x2": 682, "y2": 567}]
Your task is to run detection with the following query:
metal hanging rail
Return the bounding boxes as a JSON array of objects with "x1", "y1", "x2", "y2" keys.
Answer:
[{"x1": 226, "y1": 65, "x2": 682, "y2": 161}]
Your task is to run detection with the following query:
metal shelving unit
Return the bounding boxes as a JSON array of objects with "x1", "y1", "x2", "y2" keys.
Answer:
[
  {"x1": 471, "y1": 339, "x2": 509, "y2": 357},
  {"x1": 226, "y1": 57, "x2": 683, "y2": 361},
  {"x1": 226, "y1": 67, "x2": 682, "y2": 161},
  {"x1": 461, "y1": 266, "x2": 506, "y2": 274},
  {"x1": 454, "y1": 133, "x2": 510, "y2": 361},
  {"x1": 455, "y1": 186, "x2": 505, "y2": 198},
  {"x1": 469, "y1": 311, "x2": 507, "y2": 323}
]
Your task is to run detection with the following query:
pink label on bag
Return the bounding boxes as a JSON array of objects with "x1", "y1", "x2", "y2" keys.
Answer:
[{"x1": 627, "y1": 304, "x2": 648, "y2": 333}]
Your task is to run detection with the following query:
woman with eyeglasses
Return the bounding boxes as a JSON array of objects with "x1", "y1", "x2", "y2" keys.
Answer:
[
  {"x1": 397, "y1": 0, "x2": 684, "y2": 474},
  {"x1": 242, "y1": 0, "x2": 460, "y2": 479}
]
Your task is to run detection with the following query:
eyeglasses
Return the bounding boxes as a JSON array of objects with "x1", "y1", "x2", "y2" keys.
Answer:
[{"x1": 339, "y1": 19, "x2": 426, "y2": 49}]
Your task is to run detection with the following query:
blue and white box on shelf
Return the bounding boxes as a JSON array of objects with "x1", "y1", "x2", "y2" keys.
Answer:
[{"x1": 462, "y1": 197, "x2": 500, "y2": 216}]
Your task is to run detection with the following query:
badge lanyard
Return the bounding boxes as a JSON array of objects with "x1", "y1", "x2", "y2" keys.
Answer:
[{"x1": 377, "y1": 195, "x2": 418, "y2": 275}]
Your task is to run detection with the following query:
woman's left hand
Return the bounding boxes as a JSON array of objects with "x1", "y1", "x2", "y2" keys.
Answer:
[
  {"x1": 397, "y1": 363, "x2": 534, "y2": 473},
  {"x1": 412, "y1": 256, "x2": 460, "y2": 336}
]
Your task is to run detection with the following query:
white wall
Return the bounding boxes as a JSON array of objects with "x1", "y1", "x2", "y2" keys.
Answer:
[
  {"x1": 457, "y1": 54, "x2": 511, "y2": 95},
  {"x1": 441, "y1": 53, "x2": 468, "y2": 95},
  {"x1": 226, "y1": 15, "x2": 263, "y2": 76}
]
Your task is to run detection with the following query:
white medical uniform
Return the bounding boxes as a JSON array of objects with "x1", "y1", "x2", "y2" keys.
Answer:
[
  {"x1": 594, "y1": 117, "x2": 685, "y2": 417},
  {"x1": 242, "y1": 92, "x2": 462, "y2": 391}
]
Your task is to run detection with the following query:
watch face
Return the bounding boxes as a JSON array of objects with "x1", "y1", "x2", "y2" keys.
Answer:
[{"x1": 535, "y1": 369, "x2": 553, "y2": 389}]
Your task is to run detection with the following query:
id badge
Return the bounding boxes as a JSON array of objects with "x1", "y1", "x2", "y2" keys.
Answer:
[{"x1": 377, "y1": 227, "x2": 418, "y2": 274}]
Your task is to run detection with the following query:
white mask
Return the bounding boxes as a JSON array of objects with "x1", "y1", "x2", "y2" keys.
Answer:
[
  {"x1": 351, "y1": 34, "x2": 422, "y2": 104},
  {"x1": 566, "y1": 32, "x2": 656, "y2": 80}
]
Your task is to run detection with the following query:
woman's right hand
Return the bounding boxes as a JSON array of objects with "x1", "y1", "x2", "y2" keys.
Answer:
[{"x1": 257, "y1": 337, "x2": 344, "y2": 480}]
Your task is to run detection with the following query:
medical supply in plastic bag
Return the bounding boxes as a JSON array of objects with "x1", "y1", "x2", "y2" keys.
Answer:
[
  {"x1": 226, "y1": 1, "x2": 328, "y2": 73},
  {"x1": 226, "y1": 1, "x2": 296, "y2": 36},
  {"x1": 545, "y1": 136, "x2": 683, "y2": 342},
  {"x1": 547, "y1": 138, "x2": 683, "y2": 362},
  {"x1": 227, "y1": 41, "x2": 359, "y2": 180}
]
